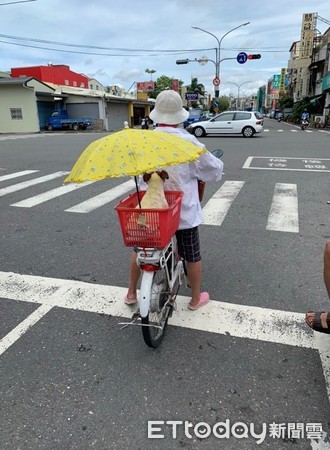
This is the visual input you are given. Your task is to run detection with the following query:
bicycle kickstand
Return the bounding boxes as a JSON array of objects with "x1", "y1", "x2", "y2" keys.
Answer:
[{"x1": 118, "y1": 310, "x2": 140, "y2": 330}]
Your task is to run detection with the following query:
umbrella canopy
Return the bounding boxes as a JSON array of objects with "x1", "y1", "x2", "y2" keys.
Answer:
[{"x1": 64, "y1": 128, "x2": 206, "y2": 183}]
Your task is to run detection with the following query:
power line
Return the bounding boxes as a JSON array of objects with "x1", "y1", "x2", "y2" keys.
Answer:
[
  {"x1": 0, "y1": 39, "x2": 214, "y2": 57},
  {"x1": 0, "y1": 33, "x2": 214, "y2": 53},
  {"x1": 0, "y1": 33, "x2": 291, "y2": 54},
  {"x1": 0, "y1": 0, "x2": 36, "y2": 5}
]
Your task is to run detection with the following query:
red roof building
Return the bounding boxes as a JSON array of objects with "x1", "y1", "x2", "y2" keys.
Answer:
[{"x1": 11, "y1": 64, "x2": 89, "y2": 88}]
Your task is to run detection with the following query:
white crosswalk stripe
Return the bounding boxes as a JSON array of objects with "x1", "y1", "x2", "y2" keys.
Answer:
[
  {"x1": 0, "y1": 171, "x2": 69, "y2": 197},
  {"x1": 65, "y1": 179, "x2": 135, "y2": 213},
  {"x1": 266, "y1": 183, "x2": 299, "y2": 233},
  {"x1": 11, "y1": 181, "x2": 94, "y2": 208},
  {"x1": 0, "y1": 170, "x2": 39, "y2": 182},
  {"x1": 0, "y1": 170, "x2": 303, "y2": 233},
  {"x1": 202, "y1": 181, "x2": 245, "y2": 226}
]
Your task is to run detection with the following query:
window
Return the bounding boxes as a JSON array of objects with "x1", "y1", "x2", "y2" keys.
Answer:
[
  {"x1": 214, "y1": 112, "x2": 235, "y2": 121},
  {"x1": 234, "y1": 112, "x2": 251, "y2": 120},
  {"x1": 73, "y1": 81, "x2": 77, "y2": 87},
  {"x1": 10, "y1": 108, "x2": 23, "y2": 120},
  {"x1": 65, "y1": 80, "x2": 69, "y2": 85}
]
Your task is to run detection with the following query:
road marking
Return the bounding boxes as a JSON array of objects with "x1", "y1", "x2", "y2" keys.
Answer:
[
  {"x1": 11, "y1": 181, "x2": 94, "y2": 208},
  {"x1": 0, "y1": 269, "x2": 328, "y2": 408},
  {"x1": 277, "y1": 130, "x2": 283, "y2": 132},
  {"x1": 65, "y1": 179, "x2": 135, "y2": 213},
  {"x1": 243, "y1": 156, "x2": 330, "y2": 173},
  {"x1": 266, "y1": 183, "x2": 299, "y2": 233},
  {"x1": 0, "y1": 172, "x2": 69, "y2": 197},
  {"x1": 291, "y1": 129, "x2": 298, "y2": 132},
  {"x1": 0, "y1": 170, "x2": 39, "y2": 182},
  {"x1": 0, "y1": 304, "x2": 52, "y2": 356},
  {"x1": 202, "y1": 181, "x2": 245, "y2": 226}
]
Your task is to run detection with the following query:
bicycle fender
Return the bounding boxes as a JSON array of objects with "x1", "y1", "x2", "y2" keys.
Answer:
[{"x1": 139, "y1": 271, "x2": 154, "y2": 318}]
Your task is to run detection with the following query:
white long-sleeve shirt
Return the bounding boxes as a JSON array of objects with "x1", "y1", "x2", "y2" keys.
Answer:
[{"x1": 139, "y1": 126, "x2": 224, "y2": 230}]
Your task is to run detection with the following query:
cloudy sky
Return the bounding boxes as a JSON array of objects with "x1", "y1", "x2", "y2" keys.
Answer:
[{"x1": 0, "y1": 0, "x2": 329, "y2": 97}]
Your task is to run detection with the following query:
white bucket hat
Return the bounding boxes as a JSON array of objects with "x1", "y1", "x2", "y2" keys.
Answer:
[{"x1": 149, "y1": 90, "x2": 189, "y2": 125}]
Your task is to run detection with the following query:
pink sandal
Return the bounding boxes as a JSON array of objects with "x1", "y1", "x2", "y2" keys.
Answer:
[
  {"x1": 124, "y1": 294, "x2": 137, "y2": 305},
  {"x1": 188, "y1": 292, "x2": 210, "y2": 311}
]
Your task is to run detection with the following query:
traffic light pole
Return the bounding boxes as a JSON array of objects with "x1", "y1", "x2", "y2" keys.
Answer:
[
  {"x1": 191, "y1": 23, "x2": 250, "y2": 97},
  {"x1": 176, "y1": 57, "x2": 237, "y2": 98}
]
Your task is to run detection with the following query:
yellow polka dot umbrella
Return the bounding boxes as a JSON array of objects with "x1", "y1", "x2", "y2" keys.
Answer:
[{"x1": 64, "y1": 128, "x2": 206, "y2": 183}]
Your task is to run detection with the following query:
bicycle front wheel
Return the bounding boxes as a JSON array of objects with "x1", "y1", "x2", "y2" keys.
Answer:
[{"x1": 141, "y1": 268, "x2": 170, "y2": 348}]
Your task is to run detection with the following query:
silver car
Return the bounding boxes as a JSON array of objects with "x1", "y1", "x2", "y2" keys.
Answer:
[{"x1": 187, "y1": 110, "x2": 264, "y2": 138}]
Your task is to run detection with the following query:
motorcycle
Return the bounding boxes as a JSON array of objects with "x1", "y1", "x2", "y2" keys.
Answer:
[
  {"x1": 277, "y1": 114, "x2": 283, "y2": 122},
  {"x1": 301, "y1": 119, "x2": 309, "y2": 130}
]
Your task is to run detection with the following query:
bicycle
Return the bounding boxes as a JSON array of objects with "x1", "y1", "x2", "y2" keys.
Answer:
[
  {"x1": 114, "y1": 149, "x2": 223, "y2": 348},
  {"x1": 115, "y1": 190, "x2": 184, "y2": 347}
]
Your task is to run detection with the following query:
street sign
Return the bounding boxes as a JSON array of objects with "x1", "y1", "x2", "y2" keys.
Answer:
[
  {"x1": 185, "y1": 92, "x2": 199, "y2": 101},
  {"x1": 237, "y1": 52, "x2": 248, "y2": 64},
  {"x1": 214, "y1": 101, "x2": 219, "y2": 107},
  {"x1": 213, "y1": 77, "x2": 220, "y2": 86}
]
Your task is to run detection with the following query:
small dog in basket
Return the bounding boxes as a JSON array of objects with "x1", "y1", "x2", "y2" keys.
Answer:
[{"x1": 137, "y1": 170, "x2": 169, "y2": 228}]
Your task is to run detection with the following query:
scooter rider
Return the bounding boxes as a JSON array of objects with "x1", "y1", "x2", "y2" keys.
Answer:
[{"x1": 301, "y1": 109, "x2": 310, "y2": 121}]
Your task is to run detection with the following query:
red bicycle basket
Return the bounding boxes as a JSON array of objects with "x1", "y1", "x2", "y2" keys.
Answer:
[{"x1": 114, "y1": 191, "x2": 183, "y2": 248}]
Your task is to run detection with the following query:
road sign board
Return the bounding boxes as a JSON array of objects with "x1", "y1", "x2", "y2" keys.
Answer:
[
  {"x1": 213, "y1": 77, "x2": 220, "y2": 86},
  {"x1": 237, "y1": 52, "x2": 248, "y2": 64},
  {"x1": 185, "y1": 92, "x2": 199, "y2": 101},
  {"x1": 214, "y1": 101, "x2": 219, "y2": 107}
]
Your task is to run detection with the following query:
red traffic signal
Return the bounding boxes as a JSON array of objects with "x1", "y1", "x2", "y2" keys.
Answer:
[{"x1": 248, "y1": 54, "x2": 261, "y2": 60}]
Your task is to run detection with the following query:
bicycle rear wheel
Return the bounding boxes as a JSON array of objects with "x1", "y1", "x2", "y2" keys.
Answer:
[{"x1": 142, "y1": 268, "x2": 170, "y2": 348}]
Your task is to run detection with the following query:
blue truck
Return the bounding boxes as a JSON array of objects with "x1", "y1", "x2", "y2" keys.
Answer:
[{"x1": 45, "y1": 109, "x2": 93, "y2": 131}]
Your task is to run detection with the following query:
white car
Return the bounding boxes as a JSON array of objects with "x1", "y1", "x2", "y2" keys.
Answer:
[{"x1": 187, "y1": 110, "x2": 264, "y2": 138}]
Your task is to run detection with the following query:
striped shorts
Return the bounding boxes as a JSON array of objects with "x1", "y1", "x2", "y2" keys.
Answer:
[{"x1": 175, "y1": 226, "x2": 201, "y2": 263}]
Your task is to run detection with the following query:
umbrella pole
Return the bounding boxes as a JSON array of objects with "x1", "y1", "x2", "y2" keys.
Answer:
[{"x1": 134, "y1": 176, "x2": 142, "y2": 208}]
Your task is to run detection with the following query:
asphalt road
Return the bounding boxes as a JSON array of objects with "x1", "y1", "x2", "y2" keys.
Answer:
[{"x1": 0, "y1": 121, "x2": 330, "y2": 449}]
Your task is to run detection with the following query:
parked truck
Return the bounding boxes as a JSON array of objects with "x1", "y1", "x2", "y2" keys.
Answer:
[{"x1": 45, "y1": 109, "x2": 93, "y2": 131}]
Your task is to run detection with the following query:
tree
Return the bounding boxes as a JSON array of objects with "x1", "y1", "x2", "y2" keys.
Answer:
[
  {"x1": 145, "y1": 68, "x2": 156, "y2": 80},
  {"x1": 186, "y1": 77, "x2": 205, "y2": 96},
  {"x1": 279, "y1": 95, "x2": 293, "y2": 110},
  {"x1": 148, "y1": 75, "x2": 184, "y2": 99},
  {"x1": 210, "y1": 96, "x2": 229, "y2": 114}
]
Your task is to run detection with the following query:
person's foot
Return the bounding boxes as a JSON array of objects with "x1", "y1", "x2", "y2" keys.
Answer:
[
  {"x1": 188, "y1": 292, "x2": 210, "y2": 311},
  {"x1": 305, "y1": 311, "x2": 330, "y2": 334},
  {"x1": 124, "y1": 293, "x2": 137, "y2": 305}
]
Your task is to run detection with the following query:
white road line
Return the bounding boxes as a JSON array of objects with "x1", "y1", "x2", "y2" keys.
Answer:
[
  {"x1": 0, "y1": 304, "x2": 53, "y2": 356},
  {"x1": 305, "y1": 130, "x2": 313, "y2": 133},
  {"x1": 0, "y1": 270, "x2": 328, "y2": 406},
  {"x1": 291, "y1": 129, "x2": 298, "y2": 132},
  {"x1": 202, "y1": 181, "x2": 245, "y2": 226},
  {"x1": 277, "y1": 130, "x2": 283, "y2": 132},
  {"x1": 266, "y1": 183, "x2": 299, "y2": 233},
  {"x1": 0, "y1": 270, "x2": 316, "y2": 350},
  {"x1": 11, "y1": 181, "x2": 94, "y2": 208},
  {"x1": 0, "y1": 172, "x2": 69, "y2": 197},
  {"x1": 0, "y1": 170, "x2": 39, "y2": 182},
  {"x1": 65, "y1": 179, "x2": 135, "y2": 213}
]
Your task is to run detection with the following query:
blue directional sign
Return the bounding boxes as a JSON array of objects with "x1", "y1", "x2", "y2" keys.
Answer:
[
  {"x1": 237, "y1": 52, "x2": 248, "y2": 64},
  {"x1": 185, "y1": 92, "x2": 199, "y2": 101},
  {"x1": 214, "y1": 101, "x2": 219, "y2": 107}
]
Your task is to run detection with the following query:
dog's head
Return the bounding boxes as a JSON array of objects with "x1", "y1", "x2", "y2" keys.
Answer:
[{"x1": 143, "y1": 170, "x2": 169, "y2": 184}]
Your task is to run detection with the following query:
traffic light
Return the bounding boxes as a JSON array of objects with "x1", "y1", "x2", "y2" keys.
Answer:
[
  {"x1": 176, "y1": 59, "x2": 189, "y2": 65},
  {"x1": 248, "y1": 54, "x2": 261, "y2": 60}
]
